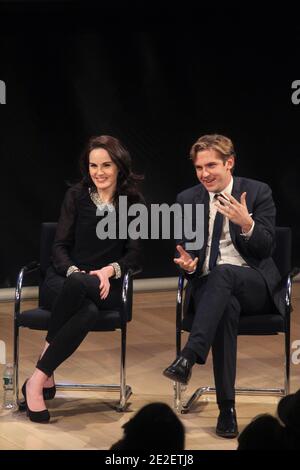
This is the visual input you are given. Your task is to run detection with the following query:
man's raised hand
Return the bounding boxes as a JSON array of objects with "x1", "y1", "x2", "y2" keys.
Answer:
[{"x1": 173, "y1": 245, "x2": 198, "y2": 273}]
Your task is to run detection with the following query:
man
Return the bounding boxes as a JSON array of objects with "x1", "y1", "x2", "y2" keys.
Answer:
[{"x1": 163, "y1": 134, "x2": 282, "y2": 438}]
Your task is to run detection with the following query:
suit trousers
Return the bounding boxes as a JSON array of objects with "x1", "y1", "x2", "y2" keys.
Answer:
[
  {"x1": 36, "y1": 266, "x2": 121, "y2": 376},
  {"x1": 186, "y1": 264, "x2": 272, "y2": 404}
]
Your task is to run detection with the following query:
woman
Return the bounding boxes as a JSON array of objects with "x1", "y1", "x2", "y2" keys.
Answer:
[{"x1": 22, "y1": 135, "x2": 143, "y2": 423}]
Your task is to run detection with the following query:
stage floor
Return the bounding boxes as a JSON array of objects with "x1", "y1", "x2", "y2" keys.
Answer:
[{"x1": 0, "y1": 285, "x2": 299, "y2": 450}]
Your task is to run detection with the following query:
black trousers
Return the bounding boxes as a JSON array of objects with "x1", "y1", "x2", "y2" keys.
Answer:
[
  {"x1": 37, "y1": 266, "x2": 121, "y2": 376},
  {"x1": 185, "y1": 264, "x2": 272, "y2": 405}
]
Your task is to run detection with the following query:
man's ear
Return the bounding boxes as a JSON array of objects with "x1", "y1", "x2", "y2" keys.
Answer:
[{"x1": 226, "y1": 156, "x2": 235, "y2": 170}]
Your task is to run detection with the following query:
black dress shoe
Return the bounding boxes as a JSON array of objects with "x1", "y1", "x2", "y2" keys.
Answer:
[
  {"x1": 216, "y1": 407, "x2": 239, "y2": 438},
  {"x1": 21, "y1": 380, "x2": 50, "y2": 423},
  {"x1": 163, "y1": 356, "x2": 192, "y2": 384}
]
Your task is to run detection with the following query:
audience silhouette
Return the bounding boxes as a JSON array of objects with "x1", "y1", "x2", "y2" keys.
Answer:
[
  {"x1": 110, "y1": 402, "x2": 185, "y2": 450},
  {"x1": 238, "y1": 389, "x2": 300, "y2": 450}
]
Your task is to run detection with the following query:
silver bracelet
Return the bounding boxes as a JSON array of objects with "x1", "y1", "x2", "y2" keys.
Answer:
[
  {"x1": 108, "y1": 262, "x2": 122, "y2": 279},
  {"x1": 66, "y1": 265, "x2": 80, "y2": 277}
]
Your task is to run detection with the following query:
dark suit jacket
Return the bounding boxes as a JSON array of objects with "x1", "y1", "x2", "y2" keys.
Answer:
[{"x1": 176, "y1": 176, "x2": 284, "y2": 315}]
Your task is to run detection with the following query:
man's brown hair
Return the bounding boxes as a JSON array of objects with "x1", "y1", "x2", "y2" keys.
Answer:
[{"x1": 190, "y1": 134, "x2": 236, "y2": 173}]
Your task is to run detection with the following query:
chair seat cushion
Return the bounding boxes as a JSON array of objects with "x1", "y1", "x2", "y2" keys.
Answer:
[
  {"x1": 238, "y1": 314, "x2": 285, "y2": 335},
  {"x1": 18, "y1": 307, "x2": 127, "y2": 332}
]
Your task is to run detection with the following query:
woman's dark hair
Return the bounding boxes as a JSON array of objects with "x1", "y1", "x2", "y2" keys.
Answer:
[{"x1": 79, "y1": 135, "x2": 143, "y2": 204}]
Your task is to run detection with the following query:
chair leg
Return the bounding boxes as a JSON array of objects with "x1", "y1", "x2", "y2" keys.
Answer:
[
  {"x1": 174, "y1": 328, "x2": 183, "y2": 413},
  {"x1": 174, "y1": 380, "x2": 212, "y2": 414},
  {"x1": 284, "y1": 316, "x2": 291, "y2": 395},
  {"x1": 116, "y1": 323, "x2": 132, "y2": 412},
  {"x1": 177, "y1": 334, "x2": 288, "y2": 414},
  {"x1": 55, "y1": 327, "x2": 133, "y2": 412},
  {"x1": 173, "y1": 330, "x2": 287, "y2": 415},
  {"x1": 13, "y1": 318, "x2": 20, "y2": 406},
  {"x1": 174, "y1": 382, "x2": 183, "y2": 413}
]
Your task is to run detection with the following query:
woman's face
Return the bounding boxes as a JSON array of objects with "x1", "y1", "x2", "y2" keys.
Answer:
[{"x1": 89, "y1": 148, "x2": 119, "y2": 194}]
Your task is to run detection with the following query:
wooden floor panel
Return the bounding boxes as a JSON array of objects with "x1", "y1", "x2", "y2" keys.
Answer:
[{"x1": 0, "y1": 285, "x2": 299, "y2": 450}]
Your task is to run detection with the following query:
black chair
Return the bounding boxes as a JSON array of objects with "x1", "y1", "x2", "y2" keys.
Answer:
[
  {"x1": 13, "y1": 222, "x2": 139, "y2": 411},
  {"x1": 174, "y1": 227, "x2": 299, "y2": 413}
]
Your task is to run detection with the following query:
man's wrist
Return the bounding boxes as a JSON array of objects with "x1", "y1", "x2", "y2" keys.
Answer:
[
  {"x1": 241, "y1": 217, "x2": 253, "y2": 234},
  {"x1": 186, "y1": 268, "x2": 196, "y2": 274}
]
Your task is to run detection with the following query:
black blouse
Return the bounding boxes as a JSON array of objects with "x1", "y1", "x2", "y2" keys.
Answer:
[{"x1": 52, "y1": 183, "x2": 142, "y2": 277}]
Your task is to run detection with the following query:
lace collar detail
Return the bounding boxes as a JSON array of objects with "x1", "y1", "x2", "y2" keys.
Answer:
[{"x1": 89, "y1": 188, "x2": 115, "y2": 212}]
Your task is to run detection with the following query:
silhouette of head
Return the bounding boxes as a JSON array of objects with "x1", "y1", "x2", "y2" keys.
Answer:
[
  {"x1": 237, "y1": 414, "x2": 284, "y2": 450},
  {"x1": 277, "y1": 389, "x2": 300, "y2": 438},
  {"x1": 111, "y1": 402, "x2": 185, "y2": 450}
]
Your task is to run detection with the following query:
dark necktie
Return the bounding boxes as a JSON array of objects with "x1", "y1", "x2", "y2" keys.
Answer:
[{"x1": 208, "y1": 195, "x2": 224, "y2": 271}]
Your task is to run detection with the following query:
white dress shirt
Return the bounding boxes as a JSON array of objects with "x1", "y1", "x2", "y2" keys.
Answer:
[{"x1": 200, "y1": 177, "x2": 255, "y2": 275}]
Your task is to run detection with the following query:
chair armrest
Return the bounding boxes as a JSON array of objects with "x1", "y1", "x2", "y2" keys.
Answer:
[
  {"x1": 120, "y1": 267, "x2": 141, "y2": 323},
  {"x1": 175, "y1": 274, "x2": 185, "y2": 356},
  {"x1": 14, "y1": 261, "x2": 40, "y2": 322},
  {"x1": 281, "y1": 267, "x2": 300, "y2": 312},
  {"x1": 288, "y1": 267, "x2": 300, "y2": 279},
  {"x1": 176, "y1": 274, "x2": 185, "y2": 319},
  {"x1": 128, "y1": 267, "x2": 143, "y2": 277}
]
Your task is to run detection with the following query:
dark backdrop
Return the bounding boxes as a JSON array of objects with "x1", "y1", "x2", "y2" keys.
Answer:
[{"x1": 0, "y1": 3, "x2": 299, "y2": 286}]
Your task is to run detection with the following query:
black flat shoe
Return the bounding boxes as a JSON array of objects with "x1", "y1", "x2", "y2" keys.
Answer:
[
  {"x1": 21, "y1": 380, "x2": 50, "y2": 423},
  {"x1": 43, "y1": 385, "x2": 56, "y2": 400}
]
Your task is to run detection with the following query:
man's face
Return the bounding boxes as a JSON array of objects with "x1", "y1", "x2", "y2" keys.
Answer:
[{"x1": 194, "y1": 148, "x2": 234, "y2": 193}]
